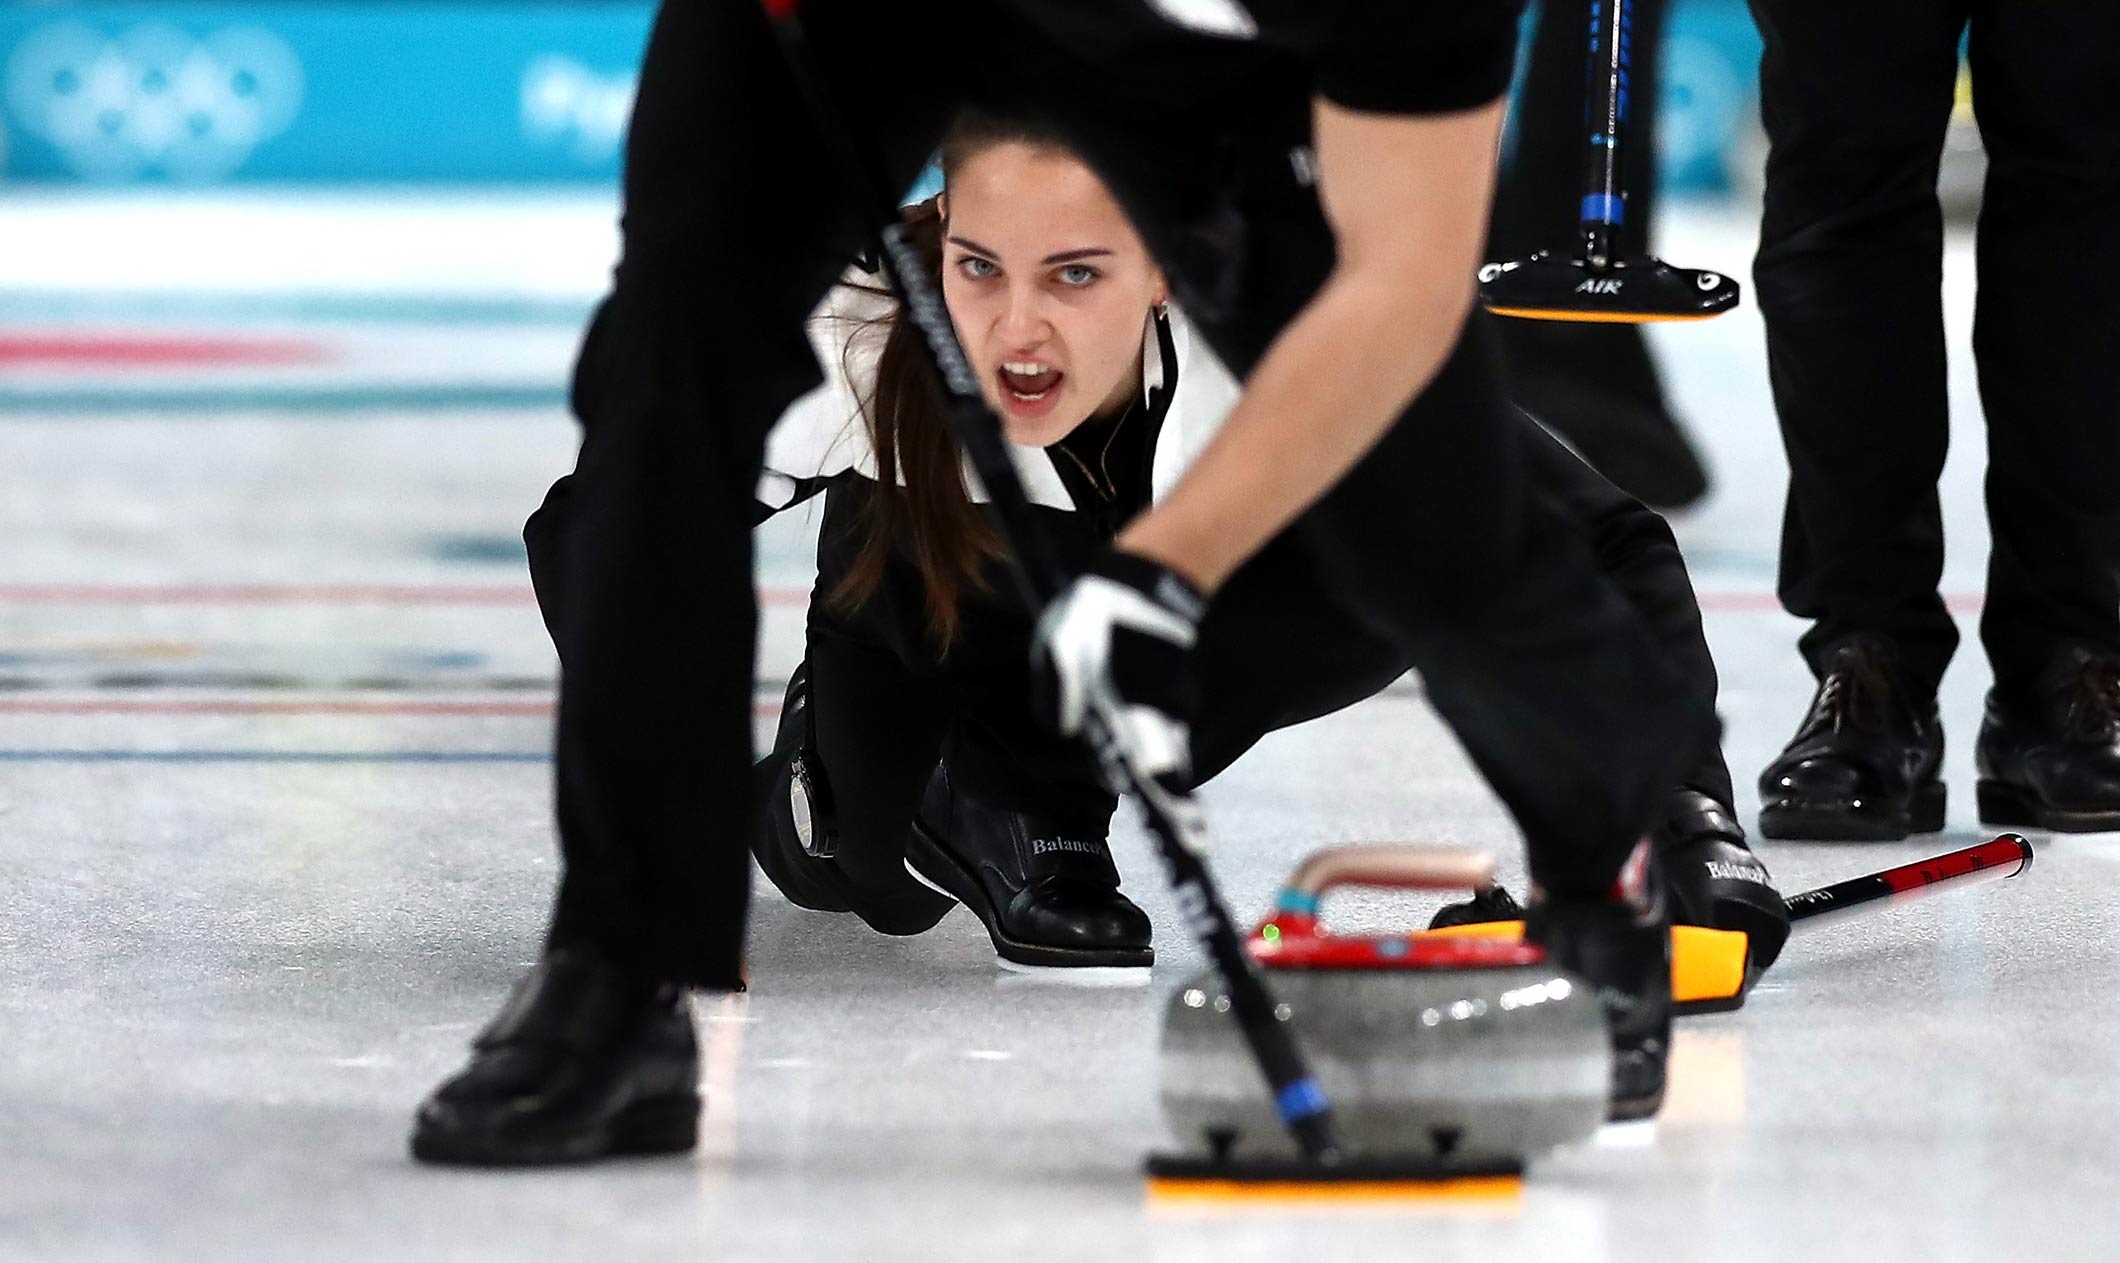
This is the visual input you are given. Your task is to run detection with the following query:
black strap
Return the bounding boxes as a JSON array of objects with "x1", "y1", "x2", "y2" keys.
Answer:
[{"x1": 1010, "y1": 813, "x2": 1122, "y2": 888}]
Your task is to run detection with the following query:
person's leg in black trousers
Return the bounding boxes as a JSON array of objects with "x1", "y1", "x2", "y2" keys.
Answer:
[
  {"x1": 413, "y1": 0, "x2": 960, "y2": 1166},
  {"x1": 545, "y1": 1, "x2": 953, "y2": 986},
  {"x1": 1517, "y1": 414, "x2": 1787, "y2": 961},
  {"x1": 746, "y1": 478, "x2": 967, "y2": 926},
  {"x1": 1181, "y1": 407, "x2": 1782, "y2": 963},
  {"x1": 1491, "y1": 0, "x2": 1711, "y2": 510},
  {"x1": 1188, "y1": 408, "x2": 1726, "y2": 800},
  {"x1": 1750, "y1": 0, "x2": 1964, "y2": 841},
  {"x1": 1520, "y1": 413, "x2": 1732, "y2": 811},
  {"x1": 1967, "y1": 0, "x2": 2120, "y2": 830},
  {"x1": 756, "y1": 621, "x2": 957, "y2": 914},
  {"x1": 537, "y1": 472, "x2": 959, "y2": 932}
]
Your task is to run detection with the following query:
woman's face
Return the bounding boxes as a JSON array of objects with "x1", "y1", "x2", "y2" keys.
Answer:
[{"x1": 940, "y1": 143, "x2": 1167, "y2": 448}]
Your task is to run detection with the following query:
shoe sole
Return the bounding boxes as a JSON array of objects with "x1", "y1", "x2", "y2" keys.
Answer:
[
  {"x1": 750, "y1": 756, "x2": 853, "y2": 915},
  {"x1": 1606, "y1": 1049, "x2": 1668, "y2": 1122},
  {"x1": 409, "y1": 1093, "x2": 701, "y2": 1167},
  {"x1": 1607, "y1": 1085, "x2": 1666, "y2": 1123},
  {"x1": 1757, "y1": 782, "x2": 1946, "y2": 842},
  {"x1": 904, "y1": 821, "x2": 1153, "y2": 970},
  {"x1": 994, "y1": 956, "x2": 1155, "y2": 987},
  {"x1": 1976, "y1": 780, "x2": 2120, "y2": 833},
  {"x1": 1672, "y1": 993, "x2": 1747, "y2": 1017}
]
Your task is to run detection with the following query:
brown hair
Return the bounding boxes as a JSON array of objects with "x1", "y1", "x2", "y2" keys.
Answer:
[{"x1": 827, "y1": 110, "x2": 1078, "y2": 645}]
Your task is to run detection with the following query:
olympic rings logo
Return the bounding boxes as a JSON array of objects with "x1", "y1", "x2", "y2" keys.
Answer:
[
  {"x1": 519, "y1": 55, "x2": 634, "y2": 164},
  {"x1": 4, "y1": 23, "x2": 304, "y2": 182}
]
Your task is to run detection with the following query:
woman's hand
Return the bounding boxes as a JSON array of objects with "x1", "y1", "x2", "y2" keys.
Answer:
[{"x1": 1031, "y1": 549, "x2": 1204, "y2": 791}]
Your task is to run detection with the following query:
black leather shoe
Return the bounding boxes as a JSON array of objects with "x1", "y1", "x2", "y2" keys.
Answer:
[
  {"x1": 411, "y1": 949, "x2": 701, "y2": 1166},
  {"x1": 751, "y1": 664, "x2": 955, "y2": 935},
  {"x1": 1655, "y1": 789, "x2": 1790, "y2": 973},
  {"x1": 1758, "y1": 637, "x2": 1945, "y2": 840},
  {"x1": 1526, "y1": 842, "x2": 1672, "y2": 1122},
  {"x1": 1976, "y1": 645, "x2": 2120, "y2": 833},
  {"x1": 905, "y1": 765, "x2": 1152, "y2": 969}
]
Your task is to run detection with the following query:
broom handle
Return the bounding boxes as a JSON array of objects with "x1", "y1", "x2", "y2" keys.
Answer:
[
  {"x1": 1578, "y1": 0, "x2": 1634, "y2": 270},
  {"x1": 1784, "y1": 835, "x2": 2033, "y2": 930}
]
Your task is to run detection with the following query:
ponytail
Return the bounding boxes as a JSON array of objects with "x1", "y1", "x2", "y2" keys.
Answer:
[{"x1": 827, "y1": 197, "x2": 1002, "y2": 645}]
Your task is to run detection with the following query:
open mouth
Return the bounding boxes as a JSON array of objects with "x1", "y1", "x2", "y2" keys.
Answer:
[{"x1": 998, "y1": 360, "x2": 1064, "y2": 403}]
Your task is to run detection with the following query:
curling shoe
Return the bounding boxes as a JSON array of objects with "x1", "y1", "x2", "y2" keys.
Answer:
[
  {"x1": 1526, "y1": 840, "x2": 1672, "y2": 1122},
  {"x1": 1976, "y1": 645, "x2": 2120, "y2": 833},
  {"x1": 1655, "y1": 789, "x2": 1790, "y2": 972},
  {"x1": 411, "y1": 948, "x2": 701, "y2": 1166},
  {"x1": 751, "y1": 664, "x2": 954, "y2": 935},
  {"x1": 905, "y1": 764, "x2": 1152, "y2": 969},
  {"x1": 1758, "y1": 636, "x2": 1944, "y2": 841}
]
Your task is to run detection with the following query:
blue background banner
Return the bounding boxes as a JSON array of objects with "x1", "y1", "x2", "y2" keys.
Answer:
[
  {"x1": 0, "y1": 2, "x2": 654, "y2": 183},
  {"x1": 0, "y1": 1, "x2": 1761, "y2": 189}
]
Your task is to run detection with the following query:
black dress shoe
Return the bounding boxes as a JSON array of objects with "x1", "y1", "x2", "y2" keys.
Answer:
[
  {"x1": 1526, "y1": 842, "x2": 1672, "y2": 1122},
  {"x1": 411, "y1": 949, "x2": 701, "y2": 1166},
  {"x1": 904, "y1": 765, "x2": 1152, "y2": 969},
  {"x1": 1654, "y1": 789, "x2": 1790, "y2": 972},
  {"x1": 1977, "y1": 645, "x2": 2120, "y2": 833},
  {"x1": 751, "y1": 664, "x2": 955, "y2": 935},
  {"x1": 1758, "y1": 637, "x2": 1945, "y2": 841}
]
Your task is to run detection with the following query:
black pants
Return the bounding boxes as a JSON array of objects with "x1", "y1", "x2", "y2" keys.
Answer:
[
  {"x1": 1751, "y1": 0, "x2": 2120, "y2": 698},
  {"x1": 537, "y1": 0, "x2": 1711, "y2": 987},
  {"x1": 782, "y1": 413, "x2": 1733, "y2": 860}
]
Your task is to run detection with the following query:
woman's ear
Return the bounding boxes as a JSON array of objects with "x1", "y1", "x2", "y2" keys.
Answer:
[{"x1": 934, "y1": 191, "x2": 948, "y2": 226}]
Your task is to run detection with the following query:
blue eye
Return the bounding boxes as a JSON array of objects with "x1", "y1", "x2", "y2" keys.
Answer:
[
  {"x1": 957, "y1": 256, "x2": 998, "y2": 279},
  {"x1": 1056, "y1": 265, "x2": 1099, "y2": 287}
]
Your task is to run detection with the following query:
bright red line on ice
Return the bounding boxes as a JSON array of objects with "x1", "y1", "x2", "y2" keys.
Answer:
[{"x1": 0, "y1": 334, "x2": 331, "y2": 367}]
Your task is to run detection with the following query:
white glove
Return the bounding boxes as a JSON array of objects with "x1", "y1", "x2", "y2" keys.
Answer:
[{"x1": 1032, "y1": 550, "x2": 1205, "y2": 790}]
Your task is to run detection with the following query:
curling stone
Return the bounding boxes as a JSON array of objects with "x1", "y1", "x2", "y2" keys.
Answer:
[{"x1": 1158, "y1": 846, "x2": 1611, "y2": 1169}]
